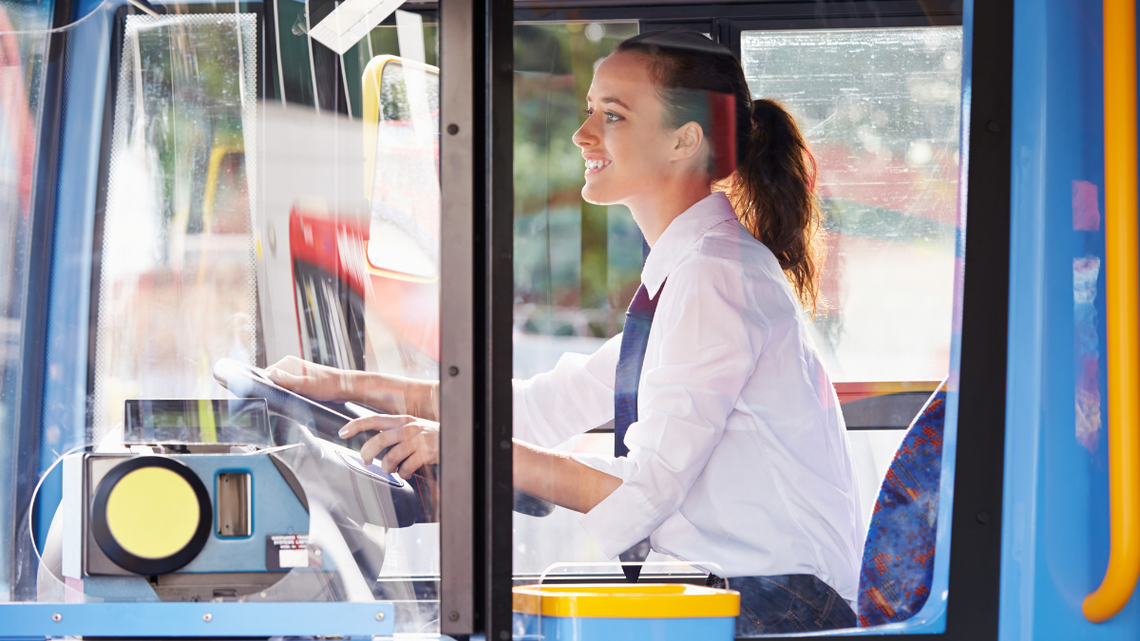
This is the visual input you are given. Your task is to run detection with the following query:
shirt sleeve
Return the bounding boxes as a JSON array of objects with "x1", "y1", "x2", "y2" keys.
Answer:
[
  {"x1": 575, "y1": 255, "x2": 771, "y2": 558},
  {"x1": 512, "y1": 334, "x2": 622, "y2": 448}
]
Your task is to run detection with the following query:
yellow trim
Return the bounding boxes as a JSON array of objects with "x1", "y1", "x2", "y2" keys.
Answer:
[
  {"x1": 1085, "y1": 0, "x2": 1140, "y2": 624},
  {"x1": 366, "y1": 262, "x2": 440, "y2": 284},
  {"x1": 833, "y1": 381, "x2": 941, "y2": 394},
  {"x1": 833, "y1": 380, "x2": 942, "y2": 403},
  {"x1": 361, "y1": 55, "x2": 440, "y2": 200},
  {"x1": 201, "y1": 144, "x2": 242, "y2": 232},
  {"x1": 195, "y1": 141, "x2": 242, "y2": 287},
  {"x1": 197, "y1": 396, "x2": 217, "y2": 444},
  {"x1": 511, "y1": 584, "x2": 739, "y2": 619}
]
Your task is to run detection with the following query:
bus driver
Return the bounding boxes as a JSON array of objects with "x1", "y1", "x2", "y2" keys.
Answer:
[{"x1": 270, "y1": 31, "x2": 864, "y2": 635}]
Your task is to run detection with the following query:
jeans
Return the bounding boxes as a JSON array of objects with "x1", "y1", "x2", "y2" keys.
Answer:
[{"x1": 706, "y1": 573, "x2": 858, "y2": 636}]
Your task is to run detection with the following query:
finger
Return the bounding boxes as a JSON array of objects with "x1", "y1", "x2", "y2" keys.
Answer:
[
  {"x1": 379, "y1": 439, "x2": 416, "y2": 474},
  {"x1": 396, "y1": 450, "x2": 429, "y2": 479},
  {"x1": 267, "y1": 367, "x2": 306, "y2": 391},
  {"x1": 270, "y1": 369, "x2": 328, "y2": 400},
  {"x1": 268, "y1": 355, "x2": 304, "y2": 375},
  {"x1": 339, "y1": 414, "x2": 417, "y2": 439},
  {"x1": 269, "y1": 358, "x2": 355, "y2": 401},
  {"x1": 360, "y1": 429, "x2": 406, "y2": 466},
  {"x1": 275, "y1": 356, "x2": 315, "y2": 382}
]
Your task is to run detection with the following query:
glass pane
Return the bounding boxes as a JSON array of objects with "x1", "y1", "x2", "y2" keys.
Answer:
[
  {"x1": 1, "y1": 3, "x2": 442, "y2": 633},
  {"x1": 509, "y1": 18, "x2": 965, "y2": 638},
  {"x1": 511, "y1": 21, "x2": 644, "y2": 580},
  {"x1": 0, "y1": 0, "x2": 53, "y2": 600},
  {"x1": 741, "y1": 26, "x2": 963, "y2": 383},
  {"x1": 93, "y1": 12, "x2": 260, "y2": 438}
]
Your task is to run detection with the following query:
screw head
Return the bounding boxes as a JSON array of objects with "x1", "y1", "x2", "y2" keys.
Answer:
[
  {"x1": 976, "y1": 511, "x2": 990, "y2": 524},
  {"x1": 448, "y1": 366, "x2": 459, "y2": 377},
  {"x1": 448, "y1": 610, "x2": 460, "y2": 622},
  {"x1": 447, "y1": 124, "x2": 459, "y2": 135},
  {"x1": 51, "y1": 613, "x2": 62, "y2": 623},
  {"x1": 986, "y1": 120, "x2": 1000, "y2": 133},
  {"x1": 203, "y1": 613, "x2": 213, "y2": 622},
  {"x1": 499, "y1": 630, "x2": 510, "y2": 640},
  {"x1": 375, "y1": 612, "x2": 385, "y2": 621}
]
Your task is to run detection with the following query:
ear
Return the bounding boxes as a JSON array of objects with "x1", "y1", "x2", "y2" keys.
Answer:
[{"x1": 670, "y1": 121, "x2": 705, "y2": 162}]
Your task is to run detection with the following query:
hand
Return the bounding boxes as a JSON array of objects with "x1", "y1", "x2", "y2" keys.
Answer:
[
  {"x1": 267, "y1": 356, "x2": 440, "y2": 420},
  {"x1": 342, "y1": 414, "x2": 440, "y2": 479},
  {"x1": 266, "y1": 356, "x2": 355, "y2": 401}
]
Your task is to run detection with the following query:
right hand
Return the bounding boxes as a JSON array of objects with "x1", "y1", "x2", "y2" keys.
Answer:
[
  {"x1": 267, "y1": 356, "x2": 440, "y2": 421},
  {"x1": 340, "y1": 413, "x2": 440, "y2": 476}
]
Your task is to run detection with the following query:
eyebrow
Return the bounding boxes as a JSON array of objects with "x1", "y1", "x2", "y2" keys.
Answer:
[
  {"x1": 602, "y1": 97, "x2": 632, "y2": 110},
  {"x1": 591, "y1": 96, "x2": 632, "y2": 110}
]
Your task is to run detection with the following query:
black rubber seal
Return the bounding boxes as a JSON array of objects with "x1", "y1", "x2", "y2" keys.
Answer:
[{"x1": 90, "y1": 456, "x2": 211, "y2": 575}]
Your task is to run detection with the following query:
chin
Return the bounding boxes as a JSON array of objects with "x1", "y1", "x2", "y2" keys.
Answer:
[{"x1": 580, "y1": 183, "x2": 618, "y2": 206}]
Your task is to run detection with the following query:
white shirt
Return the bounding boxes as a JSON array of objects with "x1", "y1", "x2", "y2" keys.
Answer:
[{"x1": 512, "y1": 192, "x2": 865, "y2": 604}]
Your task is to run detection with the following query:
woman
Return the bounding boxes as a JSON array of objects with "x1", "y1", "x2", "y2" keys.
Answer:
[{"x1": 270, "y1": 31, "x2": 863, "y2": 635}]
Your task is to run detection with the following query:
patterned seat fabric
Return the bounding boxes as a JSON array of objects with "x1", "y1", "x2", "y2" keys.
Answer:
[{"x1": 856, "y1": 380, "x2": 948, "y2": 627}]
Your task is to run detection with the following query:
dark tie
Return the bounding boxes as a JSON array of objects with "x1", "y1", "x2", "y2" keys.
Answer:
[{"x1": 614, "y1": 282, "x2": 662, "y2": 582}]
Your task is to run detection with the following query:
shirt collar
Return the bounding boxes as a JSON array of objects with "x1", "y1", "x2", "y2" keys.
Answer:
[{"x1": 641, "y1": 191, "x2": 737, "y2": 297}]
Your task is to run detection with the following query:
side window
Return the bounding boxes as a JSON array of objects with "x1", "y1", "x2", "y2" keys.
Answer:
[
  {"x1": 93, "y1": 12, "x2": 260, "y2": 436},
  {"x1": 741, "y1": 27, "x2": 963, "y2": 384}
]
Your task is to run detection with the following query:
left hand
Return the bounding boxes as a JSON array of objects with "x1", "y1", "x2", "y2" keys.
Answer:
[{"x1": 341, "y1": 414, "x2": 440, "y2": 479}]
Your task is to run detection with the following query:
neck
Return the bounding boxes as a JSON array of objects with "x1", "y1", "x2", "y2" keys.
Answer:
[{"x1": 627, "y1": 176, "x2": 712, "y2": 247}]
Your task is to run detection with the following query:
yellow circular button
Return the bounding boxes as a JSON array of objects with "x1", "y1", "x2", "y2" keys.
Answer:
[{"x1": 105, "y1": 466, "x2": 201, "y2": 559}]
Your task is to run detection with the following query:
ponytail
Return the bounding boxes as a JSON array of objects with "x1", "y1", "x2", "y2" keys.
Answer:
[
  {"x1": 729, "y1": 99, "x2": 823, "y2": 316},
  {"x1": 614, "y1": 32, "x2": 824, "y2": 315}
]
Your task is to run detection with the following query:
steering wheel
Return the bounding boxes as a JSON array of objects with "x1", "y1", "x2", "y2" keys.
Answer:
[
  {"x1": 212, "y1": 358, "x2": 380, "y2": 448},
  {"x1": 212, "y1": 358, "x2": 554, "y2": 518}
]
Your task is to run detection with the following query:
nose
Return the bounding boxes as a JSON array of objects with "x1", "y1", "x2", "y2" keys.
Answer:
[{"x1": 573, "y1": 113, "x2": 597, "y2": 149}]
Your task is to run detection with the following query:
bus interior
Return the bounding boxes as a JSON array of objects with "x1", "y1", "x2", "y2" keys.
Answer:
[{"x1": 1, "y1": 0, "x2": 1125, "y2": 639}]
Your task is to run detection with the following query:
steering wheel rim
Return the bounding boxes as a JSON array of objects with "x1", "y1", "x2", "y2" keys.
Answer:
[{"x1": 212, "y1": 358, "x2": 377, "y2": 451}]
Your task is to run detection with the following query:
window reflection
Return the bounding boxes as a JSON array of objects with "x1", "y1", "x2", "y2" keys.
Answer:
[
  {"x1": 94, "y1": 13, "x2": 260, "y2": 437},
  {"x1": 741, "y1": 27, "x2": 963, "y2": 383}
]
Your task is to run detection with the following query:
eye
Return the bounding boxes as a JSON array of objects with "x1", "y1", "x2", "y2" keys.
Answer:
[
  {"x1": 584, "y1": 107, "x2": 594, "y2": 118},
  {"x1": 604, "y1": 111, "x2": 623, "y2": 123}
]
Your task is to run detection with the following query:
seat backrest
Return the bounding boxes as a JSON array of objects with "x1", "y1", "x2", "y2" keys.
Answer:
[{"x1": 856, "y1": 380, "x2": 948, "y2": 626}]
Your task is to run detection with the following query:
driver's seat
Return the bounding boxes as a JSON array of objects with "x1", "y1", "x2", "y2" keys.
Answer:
[{"x1": 856, "y1": 380, "x2": 948, "y2": 626}]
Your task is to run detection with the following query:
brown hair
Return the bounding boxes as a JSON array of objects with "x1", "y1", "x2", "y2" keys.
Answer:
[{"x1": 614, "y1": 31, "x2": 824, "y2": 315}]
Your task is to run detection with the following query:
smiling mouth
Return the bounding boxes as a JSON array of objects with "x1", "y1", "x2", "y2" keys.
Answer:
[{"x1": 584, "y1": 158, "x2": 611, "y2": 175}]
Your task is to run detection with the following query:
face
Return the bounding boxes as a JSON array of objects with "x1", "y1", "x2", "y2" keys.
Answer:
[{"x1": 572, "y1": 53, "x2": 685, "y2": 206}]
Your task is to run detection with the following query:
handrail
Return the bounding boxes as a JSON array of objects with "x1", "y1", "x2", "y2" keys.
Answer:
[{"x1": 1083, "y1": 0, "x2": 1140, "y2": 623}]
